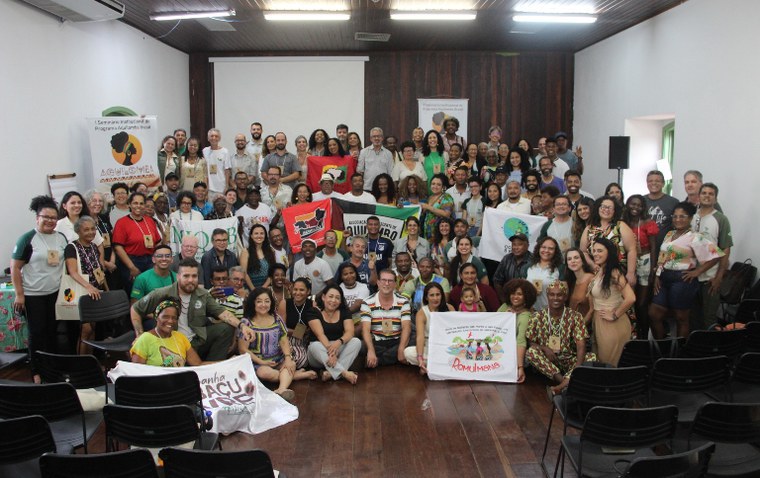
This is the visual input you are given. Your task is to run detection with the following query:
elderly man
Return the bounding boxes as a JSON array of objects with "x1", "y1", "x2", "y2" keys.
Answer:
[
  {"x1": 361, "y1": 269, "x2": 412, "y2": 368},
  {"x1": 202, "y1": 128, "x2": 232, "y2": 199},
  {"x1": 357, "y1": 127, "x2": 394, "y2": 191},
  {"x1": 526, "y1": 280, "x2": 596, "y2": 395},
  {"x1": 200, "y1": 228, "x2": 238, "y2": 287},
  {"x1": 131, "y1": 258, "x2": 254, "y2": 361},
  {"x1": 171, "y1": 235, "x2": 205, "y2": 287}
]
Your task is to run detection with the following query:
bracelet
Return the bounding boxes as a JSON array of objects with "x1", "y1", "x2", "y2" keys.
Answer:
[{"x1": 338, "y1": 338, "x2": 344, "y2": 344}]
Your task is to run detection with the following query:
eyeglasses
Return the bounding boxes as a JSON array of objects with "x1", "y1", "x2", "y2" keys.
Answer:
[
  {"x1": 180, "y1": 201, "x2": 193, "y2": 205},
  {"x1": 378, "y1": 278, "x2": 395, "y2": 284},
  {"x1": 599, "y1": 205, "x2": 615, "y2": 211},
  {"x1": 153, "y1": 254, "x2": 172, "y2": 259},
  {"x1": 37, "y1": 215, "x2": 58, "y2": 221}
]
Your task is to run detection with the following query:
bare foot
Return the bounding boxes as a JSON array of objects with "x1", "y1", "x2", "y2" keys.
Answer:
[
  {"x1": 341, "y1": 371, "x2": 358, "y2": 385},
  {"x1": 551, "y1": 378, "x2": 570, "y2": 396},
  {"x1": 321, "y1": 370, "x2": 332, "y2": 382},
  {"x1": 301, "y1": 369, "x2": 318, "y2": 380}
]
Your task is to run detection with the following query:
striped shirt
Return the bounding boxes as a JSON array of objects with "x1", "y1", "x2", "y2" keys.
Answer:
[{"x1": 360, "y1": 292, "x2": 411, "y2": 341}]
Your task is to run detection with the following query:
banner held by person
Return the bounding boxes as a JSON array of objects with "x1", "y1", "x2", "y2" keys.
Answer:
[
  {"x1": 480, "y1": 209, "x2": 547, "y2": 261},
  {"x1": 331, "y1": 198, "x2": 420, "y2": 242},
  {"x1": 108, "y1": 354, "x2": 299, "y2": 435},
  {"x1": 87, "y1": 116, "x2": 160, "y2": 194},
  {"x1": 427, "y1": 312, "x2": 517, "y2": 382},
  {"x1": 306, "y1": 155, "x2": 355, "y2": 195},
  {"x1": 169, "y1": 217, "x2": 239, "y2": 259},
  {"x1": 281, "y1": 198, "x2": 333, "y2": 253}
]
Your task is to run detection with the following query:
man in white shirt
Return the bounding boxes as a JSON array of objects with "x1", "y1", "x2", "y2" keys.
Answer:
[
  {"x1": 446, "y1": 166, "x2": 471, "y2": 219},
  {"x1": 202, "y1": 128, "x2": 232, "y2": 199},
  {"x1": 292, "y1": 239, "x2": 334, "y2": 295},
  {"x1": 497, "y1": 180, "x2": 531, "y2": 214},
  {"x1": 342, "y1": 174, "x2": 377, "y2": 204},
  {"x1": 312, "y1": 173, "x2": 337, "y2": 201},
  {"x1": 261, "y1": 166, "x2": 292, "y2": 228},
  {"x1": 235, "y1": 186, "x2": 273, "y2": 247},
  {"x1": 230, "y1": 133, "x2": 258, "y2": 189},
  {"x1": 357, "y1": 127, "x2": 393, "y2": 191}
]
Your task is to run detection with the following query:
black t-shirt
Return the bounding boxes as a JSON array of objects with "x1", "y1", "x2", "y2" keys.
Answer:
[
  {"x1": 305, "y1": 308, "x2": 351, "y2": 341},
  {"x1": 285, "y1": 298, "x2": 315, "y2": 330}
]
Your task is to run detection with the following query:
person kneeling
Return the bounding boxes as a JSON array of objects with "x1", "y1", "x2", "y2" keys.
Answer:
[
  {"x1": 525, "y1": 280, "x2": 595, "y2": 395},
  {"x1": 238, "y1": 288, "x2": 316, "y2": 403}
]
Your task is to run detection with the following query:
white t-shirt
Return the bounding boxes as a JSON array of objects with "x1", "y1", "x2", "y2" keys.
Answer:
[
  {"x1": 292, "y1": 257, "x2": 333, "y2": 295},
  {"x1": 342, "y1": 191, "x2": 377, "y2": 205},
  {"x1": 446, "y1": 185, "x2": 471, "y2": 220},
  {"x1": 497, "y1": 198, "x2": 532, "y2": 215},
  {"x1": 312, "y1": 191, "x2": 336, "y2": 201},
  {"x1": 235, "y1": 203, "x2": 274, "y2": 247},
  {"x1": 202, "y1": 146, "x2": 231, "y2": 193},
  {"x1": 341, "y1": 282, "x2": 371, "y2": 310}
]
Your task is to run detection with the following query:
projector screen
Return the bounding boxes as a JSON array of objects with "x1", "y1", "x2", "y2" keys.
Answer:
[{"x1": 212, "y1": 56, "x2": 367, "y2": 152}]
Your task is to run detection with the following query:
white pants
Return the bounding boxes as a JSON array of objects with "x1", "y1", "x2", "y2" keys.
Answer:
[
  {"x1": 307, "y1": 338, "x2": 361, "y2": 380},
  {"x1": 403, "y1": 343, "x2": 428, "y2": 366}
]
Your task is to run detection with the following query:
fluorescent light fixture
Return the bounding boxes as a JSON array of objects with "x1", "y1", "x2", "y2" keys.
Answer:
[
  {"x1": 150, "y1": 10, "x2": 235, "y2": 21},
  {"x1": 513, "y1": 14, "x2": 596, "y2": 24},
  {"x1": 264, "y1": 11, "x2": 351, "y2": 21},
  {"x1": 390, "y1": 11, "x2": 476, "y2": 21},
  {"x1": 514, "y1": 1, "x2": 596, "y2": 15}
]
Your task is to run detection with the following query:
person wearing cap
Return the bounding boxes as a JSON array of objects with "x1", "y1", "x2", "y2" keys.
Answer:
[
  {"x1": 205, "y1": 196, "x2": 233, "y2": 220},
  {"x1": 496, "y1": 179, "x2": 531, "y2": 214},
  {"x1": 538, "y1": 157, "x2": 567, "y2": 194},
  {"x1": 164, "y1": 172, "x2": 180, "y2": 211},
  {"x1": 543, "y1": 137, "x2": 570, "y2": 179},
  {"x1": 554, "y1": 131, "x2": 583, "y2": 174},
  {"x1": 493, "y1": 166, "x2": 510, "y2": 197},
  {"x1": 235, "y1": 185, "x2": 274, "y2": 248},
  {"x1": 312, "y1": 173, "x2": 337, "y2": 201},
  {"x1": 292, "y1": 238, "x2": 334, "y2": 295},
  {"x1": 200, "y1": 228, "x2": 238, "y2": 287},
  {"x1": 493, "y1": 233, "x2": 534, "y2": 304}
]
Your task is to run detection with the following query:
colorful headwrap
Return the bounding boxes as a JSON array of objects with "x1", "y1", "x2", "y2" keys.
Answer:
[
  {"x1": 547, "y1": 280, "x2": 568, "y2": 295},
  {"x1": 154, "y1": 297, "x2": 180, "y2": 317}
]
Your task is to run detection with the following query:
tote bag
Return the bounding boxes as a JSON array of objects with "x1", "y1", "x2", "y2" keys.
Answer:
[{"x1": 55, "y1": 246, "x2": 90, "y2": 321}]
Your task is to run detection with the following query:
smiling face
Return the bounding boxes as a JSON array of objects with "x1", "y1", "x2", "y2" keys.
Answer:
[
  {"x1": 672, "y1": 207, "x2": 693, "y2": 231},
  {"x1": 684, "y1": 173, "x2": 702, "y2": 196},
  {"x1": 292, "y1": 280, "x2": 310, "y2": 303},
  {"x1": 487, "y1": 184, "x2": 501, "y2": 202},
  {"x1": 426, "y1": 286, "x2": 443, "y2": 308},
  {"x1": 576, "y1": 203, "x2": 591, "y2": 221},
  {"x1": 509, "y1": 287, "x2": 525, "y2": 309},
  {"x1": 156, "y1": 306, "x2": 179, "y2": 336},
  {"x1": 460, "y1": 265, "x2": 478, "y2": 285},
  {"x1": 265, "y1": 136, "x2": 276, "y2": 152},
  {"x1": 128, "y1": 195, "x2": 145, "y2": 217},
  {"x1": 438, "y1": 220, "x2": 450, "y2": 237},
  {"x1": 296, "y1": 184, "x2": 310, "y2": 202},
  {"x1": 647, "y1": 173, "x2": 664, "y2": 195},
  {"x1": 88, "y1": 193, "x2": 105, "y2": 215},
  {"x1": 547, "y1": 285, "x2": 567, "y2": 310},
  {"x1": 254, "y1": 293, "x2": 272, "y2": 316},
  {"x1": 539, "y1": 239, "x2": 556, "y2": 262},
  {"x1": 565, "y1": 250, "x2": 584, "y2": 272},
  {"x1": 626, "y1": 197, "x2": 643, "y2": 218},
  {"x1": 296, "y1": 137, "x2": 308, "y2": 153},
  {"x1": 591, "y1": 242, "x2": 608, "y2": 266},
  {"x1": 457, "y1": 238, "x2": 472, "y2": 256},
  {"x1": 327, "y1": 139, "x2": 340, "y2": 155},
  {"x1": 63, "y1": 194, "x2": 83, "y2": 218},
  {"x1": 430, "y1": 177, "x2": 443, "y2": 194},
  {"x1": 340, "y1": 266, "x2": 357, "y2": 286},
  {"x1": 426, "y1": 132, "x2": 438, "y2": 148},
  {"x1": 78, "y1": 220, "x2": 97, "y2": 244},
  {"x1": 598, "y1": 199, "x2": 616, "y2": 221},
  {"x1": 322, "y1": 287, "x2": 342, "y2": 312}
]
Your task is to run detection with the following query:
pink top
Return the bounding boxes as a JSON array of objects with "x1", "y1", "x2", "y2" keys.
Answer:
[
  {"x1": 657, "y1": 230, "x2": 723, "y2": 273},
  {"x1": 459, "y1": 302, "x2": 478, "y2": 312}
]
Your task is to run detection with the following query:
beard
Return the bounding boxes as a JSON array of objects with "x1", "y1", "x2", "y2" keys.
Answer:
[
  {"x1": 276, "y1": 143, "x2": 286, "y2": 151},
  {"x1": 252, "y1": 132, "x2": 261, "y2": 140}
]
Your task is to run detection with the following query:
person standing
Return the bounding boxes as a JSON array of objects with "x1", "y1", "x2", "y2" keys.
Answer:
[
  {"x1": 260, "y1": 132, "x2": 301, "y2": 189},
  {"x1": 202, "y1": 128, "x2": 232, "y2": 199},
  {"x1": 357, "y1": 127, "x2": 394, "y2": 191},
  {"x1": 644, "y1": 170, "x2": 680, "y2": 251}
]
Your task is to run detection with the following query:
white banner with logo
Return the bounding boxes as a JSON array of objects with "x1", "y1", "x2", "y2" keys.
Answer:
[
  {"x1": 108, "y1": 354, "x2": 299, "y2": 435},
  {"x1": 417, "y1": 98, "x2": 469, "y2": 140},
  {"x1": 480, "y1": 209, "x2": 548, "y2": 262},
  {"x1": 427, "y1": 312, "x2": 517, "y2": 382},
  {"x1": 169, "y1": 217, "x2": 239, "y2": 259},
  {"x1": 87, "y1": 116, "x2": 160, "y2": 194}
]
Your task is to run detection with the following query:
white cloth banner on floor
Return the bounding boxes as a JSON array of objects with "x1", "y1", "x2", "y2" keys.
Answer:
[
  {"x1": 87, "y1": 116, "x2": 160, "y2": 193},
  {"x1": 479, "y1": 208, "x2": 548, "y2": 262},
  {"x1": 417, "y1": 98, "x2": 469, "y2": 140},
  {"x1": 168, "y1": 217, "x2": 239, "y2": 258},
  {"x1": 427, "y1": 312, "x2": 517, "y2": 382},
  {"x1": 108, "y1": 354, "x2": 299, "y2": 435}
]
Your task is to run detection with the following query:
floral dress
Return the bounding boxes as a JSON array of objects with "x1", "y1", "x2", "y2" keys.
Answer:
[{"x1": 423, "y1": 193, "x2": 454, "y2": 241}]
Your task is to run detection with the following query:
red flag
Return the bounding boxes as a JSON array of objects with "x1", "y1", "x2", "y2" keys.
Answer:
[
  {"x1": 306, "y1": 155, "x2": 356, "y2": 194},
  {"x1": 281, "y1": 199, "x2": 333, "y2": 253}
]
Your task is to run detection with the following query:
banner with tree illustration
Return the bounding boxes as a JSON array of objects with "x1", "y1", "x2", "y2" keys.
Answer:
[{"x1": 427, "y1": 312, "x2": 517, "y2": 382}]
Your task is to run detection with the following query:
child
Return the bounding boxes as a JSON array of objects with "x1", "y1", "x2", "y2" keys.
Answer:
[{"x1": 459, "y1": 286, "x2": 485, "y2": 312}]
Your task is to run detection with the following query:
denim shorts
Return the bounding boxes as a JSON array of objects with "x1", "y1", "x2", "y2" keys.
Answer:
[{"x1": 652, "y1": 269, "x2": 699, "y2": 310}]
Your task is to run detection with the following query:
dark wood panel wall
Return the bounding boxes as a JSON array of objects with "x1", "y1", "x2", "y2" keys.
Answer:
[{"x1": 188, "y1": 51, "x2": 574, "y2": 148}]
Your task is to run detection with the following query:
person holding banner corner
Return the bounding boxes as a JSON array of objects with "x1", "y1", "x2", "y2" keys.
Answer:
[{"x1": 403, "y1": 282, "x2": 454, "y2": 374}]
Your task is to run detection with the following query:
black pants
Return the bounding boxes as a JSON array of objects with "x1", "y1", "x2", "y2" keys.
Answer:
[
  {"x1": 372, "y1": 338, "x2": 401, "y2": 366},
  {"x1": 25, "y1": 291, "x2": 58, "y2": 371}
]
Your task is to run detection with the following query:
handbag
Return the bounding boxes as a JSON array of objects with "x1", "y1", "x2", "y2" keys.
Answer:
[
  {"x1": 55, "y1": 246, "x2": 90, "y2": 321},
  {"x1": 719, "y1": 259, "x2": 756, "y2": 305}
]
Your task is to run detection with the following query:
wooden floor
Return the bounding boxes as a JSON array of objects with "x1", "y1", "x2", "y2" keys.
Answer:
[{"x1": 2, "y1": 362, "x2": 576, "y2": 478}]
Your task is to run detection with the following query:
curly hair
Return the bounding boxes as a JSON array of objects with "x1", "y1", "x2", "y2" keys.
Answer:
[
  {"x1": 504, "y1": 278, "x2": 538, "y2": 309},
  {"x1": 530, "y1": 236, "x2": 563, "y2": 273}
]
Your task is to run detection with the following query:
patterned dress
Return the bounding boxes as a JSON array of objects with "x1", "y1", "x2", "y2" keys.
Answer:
[
  {"x1": 423, "y1": 193, "x2": 454, "y2": 241},
  {"x1": 241, "y1": 316, "x2": 287, "y2": 370},
  {"x1": 525, "y1": 307, "x2": 596, "y2": 379}
]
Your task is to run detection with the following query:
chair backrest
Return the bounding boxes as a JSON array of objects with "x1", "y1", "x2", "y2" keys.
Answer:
[
  {"x1": 581, "y1": 405, "x2": 679, "y2": 449},
  {"x1": 733, "y1": 352, "x2": 760, "y2": 385},
  {"x1": 690, "y1": 402, "x2": 760, "y2": 445},
  {"x1": 680, "y1": 329, "x2": 746, "y2": 359},
  {"x1": 621, "y1": 442, "x2": 715, "y2": 478},
  {"x1": 745, "y1": 321, "x2": 760, "y2": 352},
  {"x1": 159, "y1": 448, "x2": 276, "y2": 478},
  {"x1": 78, "y1": 290, "x2": 130, "y2": 324},
  {"x1": 618, "y1": 340, "x2": 662, "y2": 369},
  {"x1": 103, "y1": 404, "x2": 201, "y2": 450},
  {"x1": 0, "y1": 382, "x2": 83, "y2": 421},
  {"x1": 650, "y1": 356, "x2": 731, "y2": 393},
  {"x1": 0, "y1": 415, "x2": 55, "y2": 465},
  {"x1": 39, "y1": 449, "x2": 159, "y2": 478},
  {"x1": 564, "y1": 365, "x2": 649, "y2": 408},
  {"x1": 34, "y1": 351, "x2": 106, "y2": 389},
  {"x1": 114, "y1": 371, "x2": 202, "y2": 408}
]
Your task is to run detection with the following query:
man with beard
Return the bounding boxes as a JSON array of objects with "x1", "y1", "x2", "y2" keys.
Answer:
[
  {"x1": 538, "y1": 157, "x2": 567, "y2": 194},
  {"x1": 525, "y1": 280, "x2": 595, "y2": 395},
  {"x1": 538, "y1": 196, "x2": 574, "y2": 255},
  {"x1": 231, "y1": 133, "x2": 258, "y2": 188},
  {"x1": 260, "y1": 132, "x2": 301, "y2": 188},
  {"x1": 493, "y1": 233, "x2": 533, "y2": 303},
  {"x1": 497, "y1": 179, "x2": 531, "y2": 214},
  {"x1": 292, "y1": 239, "x2": 333, "y2": 295},
  {"x1": 521, "y1": 169, "x2": 541, "y2": 201},
  {"x1": 554, "y1": 131, "x2": 583, "y2": 173},
  {"x1": 442, "y1": 117, "x2": 467, "y2": 152},
  {"x1": 131, "y1": 258, "x2": 255, "y2": 360},
  {"x1": 164, "y1": 172, "x2": 180, "y2": 211},
  {"x1": 235, "y1": 186, "x2": 273, "y2": 247},
  {"x1": 358, "y1": 127, "x2": 394, "y2": 190},
  {"x1": 563, "y1": 170, "x2": 594, "y2": 211},
  {"x1": 365, "y1": 216, "x2": 393, "y2": 273},
  {"x1": 174, "y1": 128, "x2": 187, "y2": 157},
  {"x1": 269, "y1": 227, "x2": 291, "y2": 268},
  {"x1": 336, "y1": 123, "x2": 349, "y2": 151},
  {"x1": 231, "y1": 171, "x2": 249, "y2": 211},
  {"x1": 245, "y1": 122, "x2": 263, "y2": 166}
]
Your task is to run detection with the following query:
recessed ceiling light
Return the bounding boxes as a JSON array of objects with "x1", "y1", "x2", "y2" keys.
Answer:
[
  {"x1": 150, "y1": 10, "x2": 235, "y2": 21},
  {"x1": 264, "y1": 11, "x2": 351, "y2": 21},
  {"x1": 390, "y1": 11, "x2": 477, "y2": 21},
  {"x1": 513, "y1": 14, "x2": 597, "y2": 24}
]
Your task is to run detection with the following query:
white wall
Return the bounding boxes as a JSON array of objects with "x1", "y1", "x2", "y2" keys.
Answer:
[
  {"x1": 0, "y1": 1, "x2": 189, "y2": 261},
  {"x1": 574, "y1": 0, "x2": 758, "y2": 262}
]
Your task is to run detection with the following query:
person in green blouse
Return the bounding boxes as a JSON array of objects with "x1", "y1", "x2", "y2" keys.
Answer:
[{"x1": 422, "y1": 130, "x2": 449, "y2": 188}]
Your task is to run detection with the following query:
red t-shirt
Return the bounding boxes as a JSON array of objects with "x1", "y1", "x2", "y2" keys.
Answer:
[
  {"x1": 631, "y1": 220, "x2": 659, "y2": 251},
  {"x1": 112, "y1": 215, "x2": 161, "y2": 256}
]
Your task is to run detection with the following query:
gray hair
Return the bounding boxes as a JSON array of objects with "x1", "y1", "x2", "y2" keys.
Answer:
[
  {"x1": 370, "y1": 127, "x2": 383, "y2": 136},
  {"x1": 73, "y1": 215, "x2": 96, "y2": 234},
  {"x1": 229, "y1": 265, "x2": 245, "y2": 275},
  {"x1": 683, "y1": 170, "x2": 703, "y2": 181}
]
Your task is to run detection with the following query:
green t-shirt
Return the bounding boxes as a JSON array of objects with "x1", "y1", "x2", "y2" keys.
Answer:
[{"x1": 131, "y1": 268, "x2": 177, "y2": 301}]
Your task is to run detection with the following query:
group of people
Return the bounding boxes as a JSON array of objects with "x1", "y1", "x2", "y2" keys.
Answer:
[{"x1": 10, "y1": 119, "x2": 731, "y2": 399}]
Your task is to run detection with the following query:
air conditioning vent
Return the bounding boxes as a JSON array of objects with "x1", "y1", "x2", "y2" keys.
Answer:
[
  {"x1": 355, "y1": 32, "x2": 391, "y2": 42},
  {"x1": 22, "y1": 0, "x2": 125, "y2": 22}
]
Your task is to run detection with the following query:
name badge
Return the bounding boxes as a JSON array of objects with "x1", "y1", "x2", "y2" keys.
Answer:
[
  {"x1": 47, "y1": 249, "x2": 60, "y2": 266},
  {"x1": 533, "y1": 279, "x2": 543, "y2": 294},
  {"x1": 102, "y1": 232, "x2": 111, "y2": 248},
  {"x1": 293, "y1": 322, "x2": 307, "y2": 340},
  {"x1": 381, "y1": 319, "x2": 394, "y2": 336},
  {"x1": 187, "y1": 168, "x2": 196, "y2": 178},
  {"x1": 93, "y1": 267, "x2": 106, "y2": 286},
  {"x1": 549, "y1": 335, "x2": 561, "y2": 353},
  {"x1": 143, "y1": 234, "x2": 154, "y2": 249},
  {"x1": 210, "y1": 164, "x2": 218, "y2": 174},
  {"x1": 433, "y1": 164, "x2": 441, "y2": 174}
]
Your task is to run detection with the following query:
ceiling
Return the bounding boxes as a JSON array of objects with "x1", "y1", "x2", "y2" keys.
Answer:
[{"x1": 117, "y1": 0, "x2": 686, "y2": 54}]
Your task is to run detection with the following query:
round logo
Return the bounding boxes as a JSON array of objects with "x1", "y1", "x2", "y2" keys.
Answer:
[
  {"x1": 110, "y1": 131, "x2": 143, "y2": 166},
  {"x1": 503, "y1": 217, "x2": 530, "y2": 240}
]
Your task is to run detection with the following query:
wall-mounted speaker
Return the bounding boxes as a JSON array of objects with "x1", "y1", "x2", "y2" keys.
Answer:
[{"x1": 609, "y1": 136, "x2": 630, "y2": 169}]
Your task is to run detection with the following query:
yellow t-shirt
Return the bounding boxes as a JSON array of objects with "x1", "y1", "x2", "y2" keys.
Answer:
[{"x1": 130, "y1": 331, "x2": 192, "y2": 367}]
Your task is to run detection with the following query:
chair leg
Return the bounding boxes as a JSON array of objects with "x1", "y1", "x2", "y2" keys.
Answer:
[
  {"x1": 553, "y1": 447, "x2": 564, "y2": 478},
  {"x1": 541, "y1": 407, "x2": 556, "y2": 461}
]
